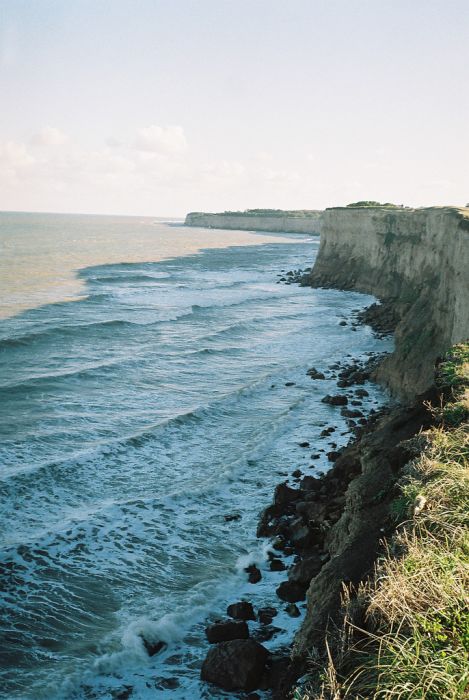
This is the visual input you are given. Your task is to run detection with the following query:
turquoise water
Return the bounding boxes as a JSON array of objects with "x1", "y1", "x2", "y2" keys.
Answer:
[{"x1": 0, "y1": 214, "x2": 391, "y2": 698}]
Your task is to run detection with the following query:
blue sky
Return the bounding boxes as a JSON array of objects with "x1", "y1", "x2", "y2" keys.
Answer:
[{"x1": 1, "y1": 0, "x2": 468, "y2": 215}]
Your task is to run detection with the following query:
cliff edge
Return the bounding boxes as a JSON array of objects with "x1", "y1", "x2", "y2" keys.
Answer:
[
  {"x1": 304, "y1": 206, "x2": 469, "y2": 399},
  {"x1": 185, "y1": 210, "x2": 323, "y2": 235}
]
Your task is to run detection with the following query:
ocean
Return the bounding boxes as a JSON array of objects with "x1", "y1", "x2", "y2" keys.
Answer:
[{"x1": 0, "y1": 212, "x2": 392, "y2": 699}]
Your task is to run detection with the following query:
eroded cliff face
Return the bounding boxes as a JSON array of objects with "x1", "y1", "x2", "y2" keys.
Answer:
[
  {"x1": 185, "y1": 212, "x2": 323, "y2": 235},
  {"x1": 306, "y1": 206, "x2": 469, "y2": 399}
]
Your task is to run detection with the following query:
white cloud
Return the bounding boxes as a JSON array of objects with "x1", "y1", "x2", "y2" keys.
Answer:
[
  {"x1": 0, "y1": 140, "x2": 36, "y2": 185},
  {"x1": 0, "y1": 140, "x2": 35, "y2": 168},
  {"x1": 134, "y1": 125, "x2": 187, "y2": 154},
  {"x1": 0, "y1": 125, "x2": 315, "y2": 214},
  {"x1": 31, "y1": 127, "x2": 69, "y2": 147}
]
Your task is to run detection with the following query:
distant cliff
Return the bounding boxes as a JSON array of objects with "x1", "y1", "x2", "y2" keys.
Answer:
[
  {"x1": 304, "y1": 206, "x2": 469, "y2": 399},
  {"x1": 185, "y1": 210, "x2": 323, "y2": 235}
]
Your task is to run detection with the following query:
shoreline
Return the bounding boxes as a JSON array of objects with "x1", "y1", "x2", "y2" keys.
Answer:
[{"x1": 197, "y1": 271, "x2": 398, "y2": 698}]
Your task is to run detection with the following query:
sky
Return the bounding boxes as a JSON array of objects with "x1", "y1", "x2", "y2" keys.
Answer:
[{"x1": 0, "y1": 0, "x2": 468, "y2": 216}]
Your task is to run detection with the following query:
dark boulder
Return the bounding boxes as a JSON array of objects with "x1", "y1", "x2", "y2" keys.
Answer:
[
  {"x1": 341, "y1": 408, "x2": 363, "y2": 418},
  {"x1": 285, "y1": 603, "x2": 301, "y2": 617},
  {"x1": 142, "y1": 638, "x2": 167, "y2": 656},
  {"x1": 276, "y1": 580, "x2": 307, "y2": 602},
  {"x1": 307, "y1": 368, "x2": 326, "y2": 380},
  {"x1": 274, "y1": 482, "x2": 300, "y2": 506},
  {"x1": 300, "y1": 475, "x2": 321, "y2": 492},
  {"x1": 205, "y1": 620, "x2": 249, "y2": 644},
  {"x1": 245, "y1": 564, "x2": 262, "y2": 584},
  {"x1": 258, "y1": 607, "x2": 278, "y2": 625},
  {"x1": 252, "y1": 625, "x2": 280, "y2": 642},
  {"x1": 321, "y1": 394, "x2": 348, "y2": 406},
  {"x1": 201, "y1": 639, "x2": 269, "y2": 692},
  {"x1": 295, "y1": 500, "x2": 327, "y2": 523},
  {"x1": 224, "y1": 513, "x2": 241, "y2": 522},
  {"x1": 227, "y1": 601, "x2": 256, "y2": 621},
  {"x1": 288, "y1": 555, "x2": 323, "y2": 586},
  {"x1": 269, "y1": 558, "x2": 286, "y2": 572}
]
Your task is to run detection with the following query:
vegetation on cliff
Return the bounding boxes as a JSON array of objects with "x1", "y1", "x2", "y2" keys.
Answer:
[
  {"x1": 303, "y1": 343, "x2": 469, "y2": 700},
  {"x1": 344, "y1": 201, "x2": 404, "y2": 208},
  {"x1": 187, "y1": 209, "x2": 322, "y2": 218}
]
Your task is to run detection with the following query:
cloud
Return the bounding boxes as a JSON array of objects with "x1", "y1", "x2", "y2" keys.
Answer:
[
  {"x1": 0, "y1": 125, "x2": 314, "y2": 214},
  {"x1": 0, "y1": 140, "x2": 36, "y2": 185},
  {"x1": 134, "y1": 125, "x2": 187, "y2": 154},
  {"x1": 31, "y1": 127, "x2": 69, "y2": 147}
]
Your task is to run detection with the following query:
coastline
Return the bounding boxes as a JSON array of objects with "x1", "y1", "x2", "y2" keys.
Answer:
[
  {"x1": 196, "y1": 273, "x2": 397, "y2": 697},
  {"x1": 184, "y1": 211, "x2": 323, "y2": 236},
  {"x1": 197, "y1": 206, "x2": 469, "y2": 698}
]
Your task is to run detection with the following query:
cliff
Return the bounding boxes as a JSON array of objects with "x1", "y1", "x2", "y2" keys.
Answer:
[
  {"x1": 291, "y1": 206, "x2": 469, "y2": 675},
  {"x1": 305, "y1": 206, "x2": 469, "y2": 399},
  {"x1": 185, "y1": 211, "x2": 323, "y2": 235}
]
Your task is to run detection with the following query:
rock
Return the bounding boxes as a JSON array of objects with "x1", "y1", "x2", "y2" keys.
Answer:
[
  {"x1": 274, "y1": 482, "x2": 300, "y2": 506},
  {"x1": 252, "y1": 625, "x2": 280, "y2": 642},
  {"x1": 227, "y1": 601, "x2": 256, "y2": 621},
  {"x1": 327, "y1": 451, "x2": 341, "y2": 462},
  {"x1": 288, "y1": 555, "x2": 323, "y2": 585},
  {"x1": 337, "y1": 379, "x2": 350, "y2": 388},
  {"x1": 292, "y1": 469, "x2": 303, "y2": 478},
  {"x1": 269, "y1": 558, "x2": 286, "y2": 572},
  {"x1": 112, "y1": 688, "x2": 133, "y2": 700},
  {"x1": 285, "y1": 382, "x2": 295, "y2": 387},
  {"x1": 321, "y1": 394, "x2": 348, "y2": 406},
  {"x1": 298, "y1": 441, "x2": 310, "y2": 448},
  {"x1": 355, "y1": 388, "x2": 369, "y2": 397},
  {"x1": 307, "y1": 368, "x2": 326, "y2": 380},
  {"x1": 300, "y1": 475, "x2": 321, "y2": 491},
  {"x1": 285, "y1": 603, "x2": 301, "y2": 617},
  {"x1": 224, "y1": 513, "x2": 241, "y2": 522},
  {"x1": 295, "y1": 500, "x2": 327, "y2": 522},
  {"x1": 289, "y1": 520, "x2": 318, "y2": 550},
  {"x1": 272, "y1": 537, "x2": 286, "y2": 551},
  {"x1": 339, "y1": 320, "x2": 347, "y2": 326},
  {"x1": 201, "y1": 639, "x2": 269, "y2": 692},
  {"x1": 205, "y1": 620, "x2": 249, "y2": 644},
  {"x1": 258, "y1": 607, "x2": 278, "y2": 625},
  {"x1": 276, "y1": 581, "x2": 307, "y2": 602},
  {"x1": 156, "y1": 678, "x2": 180, "y2": 690},
  {"x1": 341, "y1": 409, "x2": 363, "y2": 418},
  {"x1": 245, "y1": 564, "x2": 262, "y2": 584},
  {"x1": 142, "y1": 638, "x2": 166, "y2": 656}
]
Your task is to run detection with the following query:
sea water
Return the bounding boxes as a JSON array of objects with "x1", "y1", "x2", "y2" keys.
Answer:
[{"x1": 0, "y1": 213, "x2": 392, "y2": 698}]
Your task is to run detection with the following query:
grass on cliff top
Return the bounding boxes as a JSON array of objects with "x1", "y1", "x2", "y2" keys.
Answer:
[{"x1": 302, "y1": 343, "x2": 469, "y2": 700}]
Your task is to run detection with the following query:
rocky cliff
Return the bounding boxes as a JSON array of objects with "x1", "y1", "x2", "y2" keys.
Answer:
[
  {"x1": 305, "y1": 206, "x2": 469, "y2": 399},
  {"x1": 185, "y1": 211, "x2": 323, "y2": 235}
]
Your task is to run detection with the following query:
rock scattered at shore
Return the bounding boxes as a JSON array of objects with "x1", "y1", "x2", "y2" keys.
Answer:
[{"x1": 199, "y1": 307, "x2": 390, "y2": 696}]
